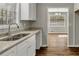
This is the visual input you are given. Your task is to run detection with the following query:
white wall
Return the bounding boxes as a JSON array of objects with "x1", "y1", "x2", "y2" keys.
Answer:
[
  {"x1": 31, "y1": 3, "x2": 74, "y2": 46},
  {"x1": 75, "y1": 13, "x2": 79, "y2": 46}
]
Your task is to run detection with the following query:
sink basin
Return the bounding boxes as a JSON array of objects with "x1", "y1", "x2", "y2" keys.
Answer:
[{"x1": 0, "y1": 33, "x2": 30, "y2": 41}]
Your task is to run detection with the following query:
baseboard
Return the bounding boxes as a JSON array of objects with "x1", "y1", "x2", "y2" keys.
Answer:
[
  {"x1": 36, "y1": 45, "x2": 48, "y2": 50},
  {"x1": 41, "y1": 44, "x2": 79, "y2": 48},
  {"x1": 41, "y1": 44, "x2": 48, "y2": 47},
  {"x1": 73, "y1": 45, "x2": 79, "y2": 47},
  {"x1": 67, "y1": 45, "x2": 75, "y2": 47},
  {"x1": 67, "y1": 45, "x2": 79, "y2": 47}
]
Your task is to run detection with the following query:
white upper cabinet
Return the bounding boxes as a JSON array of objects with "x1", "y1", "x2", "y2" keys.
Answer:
[
  {"x1": 21, "y1": 3, "x2": 36, "y2": 20},
  {"x1": 74, "y1": 3, "x2": 79, "y2": 12}
]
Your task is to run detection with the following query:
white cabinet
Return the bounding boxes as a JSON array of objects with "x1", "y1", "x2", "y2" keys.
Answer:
[
  {"x1": 16, "y1": 35, "x2": 36, "y2": 56},
  {"x1": 1, "y1": 47, "x2": 16, "y2": 56},
  {"x1": 16, "y1": 40, "x2": 28, "y2": 56},
  {"x1": 27, "y1": 35, "x2": 36, "y2": 56},
  {"x1": 1, "y1": 35, "x2": 36, "y2": 56},
  {"x1": 74, "y1": 3, "x2": 79, "y2": 12},
  {"x1": 36, "y1": 30, "x2": 42, "y2": 50},
  {"x1": 21, "y1": 3, "x2": 36, "y2": 20}
]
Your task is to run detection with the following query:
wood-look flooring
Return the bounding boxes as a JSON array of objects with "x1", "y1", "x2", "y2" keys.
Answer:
[{"x1": 36, "y1": 33, "x2": 79, "y2": 56}]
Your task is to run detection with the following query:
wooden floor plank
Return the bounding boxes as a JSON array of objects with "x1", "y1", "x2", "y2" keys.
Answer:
[{"x1": 36, "y1": 33, "x2": 79, "y2": 56}]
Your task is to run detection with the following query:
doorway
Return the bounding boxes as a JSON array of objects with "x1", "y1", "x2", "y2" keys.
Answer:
[{"x1": 47, "y1": 8, "x2": 69, "y2": 48}]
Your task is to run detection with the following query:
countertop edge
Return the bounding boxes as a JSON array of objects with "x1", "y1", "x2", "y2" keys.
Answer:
[{"x1": 0, "y1": 30, "x2": 40, "y2": 55}]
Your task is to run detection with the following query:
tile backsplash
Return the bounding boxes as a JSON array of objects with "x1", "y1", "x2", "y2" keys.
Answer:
[{"x1": 0, "y1": 21, "x2": 30, "y2": 35}]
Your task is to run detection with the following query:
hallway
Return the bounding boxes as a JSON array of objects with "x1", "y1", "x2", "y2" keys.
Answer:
[{"x1": 36, "y1": 33, "x2": 79, "y2": 56}]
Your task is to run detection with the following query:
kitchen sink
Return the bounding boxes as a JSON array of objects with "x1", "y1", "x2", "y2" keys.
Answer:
[{"x1": 0, "y1": 33, "x2": 30, "y2": 41}]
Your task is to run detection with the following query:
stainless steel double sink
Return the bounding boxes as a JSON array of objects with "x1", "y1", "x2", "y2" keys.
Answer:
[{"x1": 0, "y1": 33, "x2": 30, "y2": 41}]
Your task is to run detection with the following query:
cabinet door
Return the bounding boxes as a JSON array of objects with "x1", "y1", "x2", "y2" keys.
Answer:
[
  {"x1": 27, "y1": 45, "x2": 32, "y2": 56},
  {"x1": 32, "y1": 3, "x2": 36, "y2": 20},
  {"x1": 1, "y1": 47, "x2": 16, "y2": 56},
  {"x1": 21, "y1": 3, "x2": 36, "y2": 20},
  {"x1": 16, "y1": 40, "x2": 28, "y2": 56},
  {"x1": 27, "y1": 35, "x2": 36, "y2": 56},
  {"x1": 29, "y1": 3, "x2": 36, "y2": 20},
  {"x1": 36, "y1": 31, "x2": 42, "y2": 49},
  {"x1": 21, "y1": 3, "x2": 29, "y2": 20},
  {"x1": 16, "y1": 35, "x2": 36, "y2": 56}
]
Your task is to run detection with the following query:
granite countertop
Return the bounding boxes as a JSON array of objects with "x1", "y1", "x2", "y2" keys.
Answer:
[{"x1": 0, "y1": 29, "x2": 40, "y2": 55}]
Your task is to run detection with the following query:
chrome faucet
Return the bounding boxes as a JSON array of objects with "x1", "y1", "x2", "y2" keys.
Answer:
[{"x1": 8, "y1": 23, "x2": 19, "y2": 35}]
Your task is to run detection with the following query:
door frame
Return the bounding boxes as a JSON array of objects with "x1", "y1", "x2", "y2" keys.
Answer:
[{"x1": 47, "y1": 8, "x2": 69, "y2": 47}]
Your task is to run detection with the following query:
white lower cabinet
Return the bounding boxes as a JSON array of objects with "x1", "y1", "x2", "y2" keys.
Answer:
[
  {"x1": 1, "y1": 35, "x2": 36, "y2": 56},
  {"x1": 16, "y1": 40, "x2": 28, "y2": 56},
  {"x1": 1, "y1": 47, "x2": 16, "y2": 56},
  {"x1": 27, "y1": 35, "x2": 36, "y2": 56},
  {"x1": 36, "y1": 31, "x2": 42, "y2": 49},
  {"x1": 16, "y1": 35, "x2": 36, "y2": 56}
]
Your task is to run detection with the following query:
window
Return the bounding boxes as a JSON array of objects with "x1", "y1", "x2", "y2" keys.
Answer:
[
  {"x1": 0, "y1": 3, "x2": 16, "y2": 24},
  {"x1": 49, "y1": 12, "x2": 65, "y2": 27}
]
